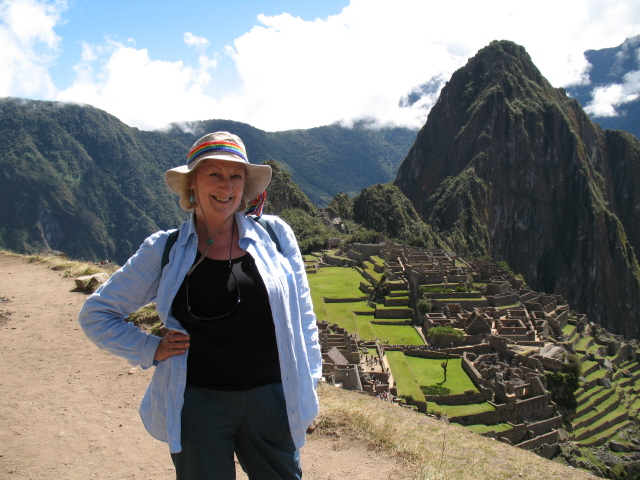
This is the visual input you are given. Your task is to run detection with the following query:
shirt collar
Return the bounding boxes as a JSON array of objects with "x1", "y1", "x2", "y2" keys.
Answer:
[{"x1": 236, "y1": 212, "x2": 262, "y2": 248}]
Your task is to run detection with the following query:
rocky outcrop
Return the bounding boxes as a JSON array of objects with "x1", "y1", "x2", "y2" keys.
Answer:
[
  {"x1": 394, "y1": 41, "x2": 640, "y2": 338},
  {"x1": 263, "y1": 160, "x2": 316, "y2": 215}
]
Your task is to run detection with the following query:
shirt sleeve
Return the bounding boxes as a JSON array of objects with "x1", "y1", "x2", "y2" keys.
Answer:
[
  {"x1": 275, "y1": 218, "x2": 323, "y2": 383},
  {"x1": 77, "y1": 232, "x2": 166, "y2": 369}
]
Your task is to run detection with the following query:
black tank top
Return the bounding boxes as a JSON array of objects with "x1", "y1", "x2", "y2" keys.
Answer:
[{"x1": 172, "y1": 252, "x2": 281, "y2": 390}]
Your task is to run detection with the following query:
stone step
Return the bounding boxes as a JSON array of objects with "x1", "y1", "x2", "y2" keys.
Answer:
[
  {"x1": 576, "y1": 420, "x2": 633, "y2": 447},
  {"x1": 573, "y1": 393, "x2": 621, "y2": 431},
  {"x1": 576, "y1": 386, "x2": 603, "y2": 407},
  {"x1": 572, "y1": 409, "x2": 629, "y2": 442},
  {"x1": 582, "y1": 361, "x2": 602, "y2": 378},
  {"x1": 575, "y1": 387, "x2": 616, "y2": 417}
]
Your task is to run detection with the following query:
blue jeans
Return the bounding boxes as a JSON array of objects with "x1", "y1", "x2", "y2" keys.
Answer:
[{"x1": 171, "y1": 383, "x2": 302, "y2": 480}]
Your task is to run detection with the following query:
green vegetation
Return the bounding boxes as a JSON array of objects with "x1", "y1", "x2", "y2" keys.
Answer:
[
  {"x1": 346, "y1": 228, "x2": 386, "y2": 244},
  {"x1": 307, "y1": 267, "x2": 368, "y2": 322},
  {"x1": 279, "y1": 208, "x2": 337, "y2": 253},
  {"x1": 352, "y1": 183, "x2": 448, "y2": 248},
  {"x1": 406, "y1": 357, "x2": 479, "y2": 395},
  {"x1": 263, "y1": 160, "x2": 316, "y2": 215},
  {"x1": 0, "y1": 98, "x2": 416, "y2": 263},
  {"x1": 326, "y1": 191, "x2": 353, "y2": 220},
  {"x1": 466, "y1": 423, "x2": 512, "y2": 434},
  {"x1": 307, "y1": 267, "x2": 365, "y2": 299},
  {"x1": 426, "y1": 326, "x2": 465, "y2": 348},
  {"x1": 386, "y1": 351, "x2": 425, "y2": 401},
  {"x1": 545, "y1": 354, "x2": 581, "y2": 408},
  {"x1": 434, "y1": 402, "x2": 496, "y2": 418},
  {"x1": 417, "y1": 298, "x2": 433, "y2": 314},
  {"x1": 370, "y1": 325, "x2": 423, "y2": 345},
  {"x1": 421, "y1": 285, "x2": 476, "y2": 294},
  {"x1": 495, "y1": 261, "x2": 514, "y2": 274}
]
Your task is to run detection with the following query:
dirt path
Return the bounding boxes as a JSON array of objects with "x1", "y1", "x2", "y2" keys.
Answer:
[{"x1": 0, "y1": 253, "x2": 412, "y2": 480}]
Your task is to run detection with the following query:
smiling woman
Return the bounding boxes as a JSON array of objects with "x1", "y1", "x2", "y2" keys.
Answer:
[{"x1": 78, "y1": 131, "x2": 322, "y2": 480}]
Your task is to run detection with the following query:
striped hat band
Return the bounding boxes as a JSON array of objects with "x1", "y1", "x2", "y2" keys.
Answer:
[{"x1": 187, "y1": 141, "x2": 247, "y2": 165}]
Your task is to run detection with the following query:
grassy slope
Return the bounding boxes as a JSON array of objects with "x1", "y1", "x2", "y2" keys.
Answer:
[{"x1": 318, "y1": 383, "x2": 596, "y2": 480}]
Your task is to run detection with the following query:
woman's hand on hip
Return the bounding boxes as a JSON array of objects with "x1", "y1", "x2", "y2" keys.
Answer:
[{"x1": 154, "y1": 330, "x2": 190, "y2": 362}]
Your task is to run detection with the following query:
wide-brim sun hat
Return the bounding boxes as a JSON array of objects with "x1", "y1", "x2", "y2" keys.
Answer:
[{"x1": 165, "y1": 131, "x2": 272, "y2": 207}]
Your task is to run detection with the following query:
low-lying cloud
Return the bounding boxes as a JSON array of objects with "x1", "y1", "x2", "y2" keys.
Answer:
[{"x1": 2, "y1": 0, "x2": 640, "y2": 131}]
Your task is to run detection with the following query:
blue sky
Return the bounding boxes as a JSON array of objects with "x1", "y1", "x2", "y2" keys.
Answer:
[
  {"x1": 49, "y1": 0, "x2": 350, "y2": 90},
  {"x1": 2, "y1": 0, "x2": 640, "y2": 131}
]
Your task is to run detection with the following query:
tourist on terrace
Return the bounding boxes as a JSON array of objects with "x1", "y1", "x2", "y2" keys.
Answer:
[{"x1": 78, "y1": 131, "x2": 321, "y2": 479}]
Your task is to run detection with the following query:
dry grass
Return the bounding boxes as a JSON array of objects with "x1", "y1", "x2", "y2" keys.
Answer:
[
  {"x1": 125, "y1": 303, "x2": 166, "y2": 336},
  {"x1": 315, "y1": 383, "x2": 597, "y2": 480},
  {"x1": 21, "y1": 251, "x2": 118, "y2": 278}
]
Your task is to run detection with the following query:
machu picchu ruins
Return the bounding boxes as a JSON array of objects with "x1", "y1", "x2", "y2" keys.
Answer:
[{"x1": 308, "y1": 240, "x2": 640, "y2": 479}]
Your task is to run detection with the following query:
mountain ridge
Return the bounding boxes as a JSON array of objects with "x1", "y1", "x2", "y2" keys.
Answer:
[
  {"x1": 394, "y1": 40, "x2": 640, "y2": 339},
  {"x1": 0, "y1": 98, "x2": 415, "y2": 264}
]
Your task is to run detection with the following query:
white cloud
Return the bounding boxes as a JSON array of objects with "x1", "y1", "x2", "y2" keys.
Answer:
[
  {"x1": 184, "y1": 32, "x2": 209, "y2": 52},
  {"x1": 0, "y1": 0, "x2": 66, "y2": 97},
  {"x1": 216, "y1": 0, "x2": 640, "y2": 131},
  {"x1": 6, "y1": 0, "x2": 640, "y2": 131},
  {"x1": 585, "y1": 69, "x2": 640, "y2": 117},
  {"x1": 57, "y1": 41, "x2": 220, "y2": 130}
]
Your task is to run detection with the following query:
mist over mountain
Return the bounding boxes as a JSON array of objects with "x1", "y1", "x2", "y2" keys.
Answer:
[
  {"x1": 394, "y1": 40, "x2": 640, "y2": 339},
  {"x1": 0, "y1": 98, "x2": 414, "y2": 264},
  {"x1": 567, "y1": 35, "x2": 640, "y2": 139},
  {"x1": 165, "y1": 119, "x2": 416, "y2": 205}
]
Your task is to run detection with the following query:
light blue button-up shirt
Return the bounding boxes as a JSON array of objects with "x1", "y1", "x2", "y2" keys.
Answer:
[{"x1": 78, "y1": 213, "x2": 322, "y2": 453}]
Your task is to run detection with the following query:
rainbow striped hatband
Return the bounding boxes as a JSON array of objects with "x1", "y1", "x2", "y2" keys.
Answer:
[{"x1": 187, "y1": 140, "x2": 247, "y2": 165}]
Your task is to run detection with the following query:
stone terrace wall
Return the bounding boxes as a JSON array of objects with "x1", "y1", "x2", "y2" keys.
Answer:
[
  {"x1": 324, "y1": 297, "x2": 366, "y2": 303},
  {"x1": 405, "y1": 351, "x2": 461, "y2": 360},
  {"x1": 375, "y1": 306, "x2": 413, "y2": 318},
  {"x1": 425, "y1": 391, "x2": 485, "y2": 405},
  {"x1": 527, "y1": 415, "x2": 563, "y2": 437},
  {"x1": 431, "y1": 299, "x2": 489, "y2": 309},
  {"x1": 488, "y1": 293, "x2": 519, "y2": 307},
  {"x1": 324, "y1": 255, "x2": 357, "y2": 267},
  {"x1": 423, "y1": 292, "x2": 483, "y2": 299},
  {"x1": 483, "y1": 423, "x2": 525, "y2": 444},
  {"x1": 517, "y1": 430, "x2": 560, "y2": 451},
  {"x1": 349, "y1": 243, "x2": 385, "y2": 257},
  {"x1": 347, "y1": 250, "x2": 368, "y2": 262},
  {"x1": 534, "y1": 355, "x2": 564, "y2": 371}
]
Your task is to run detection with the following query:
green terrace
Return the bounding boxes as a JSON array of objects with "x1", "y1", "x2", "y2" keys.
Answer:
[
  {"x1": 385, "y1": 351, "x2": 491, "y2": 417},
  {"x1": 309, "y1": 253, "x2": 504, "y2": 422},
  {"x1": 307, "y1": 260, "x2": 421, "y2": 345},
  {"x1": 567, "y1": 331, "x2": 640, "y2": 448},
  {"x1": 308, "y1": 250, "x2": 640, "y2": 454}
]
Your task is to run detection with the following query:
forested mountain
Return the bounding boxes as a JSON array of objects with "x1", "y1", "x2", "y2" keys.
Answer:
[
  {"x1": 0, "y1": 98, "x2": 415, "y2": 264},
  {"x1": 0, "y1": 99, "x2": 188, "y2": 264},
  {"x1": 163, "y1": 119, "x2": 415, "y2": 205},
  {"x1": 394, "y1": 40, "x2": 640, "y2": 339}
]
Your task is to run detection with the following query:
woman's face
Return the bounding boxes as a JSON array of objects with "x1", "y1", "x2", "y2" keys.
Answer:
[{"x1": 191, "y1": 159, "x2": 245, "y2": 222}]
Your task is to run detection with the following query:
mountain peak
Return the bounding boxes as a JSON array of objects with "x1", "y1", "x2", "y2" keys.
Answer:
[{"x1": 394, "y1": 40, "x2": 640, "y2": 338}]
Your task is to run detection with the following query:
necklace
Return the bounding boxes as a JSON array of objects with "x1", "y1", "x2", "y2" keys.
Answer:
[
  {"x1": 187, "y1": 212, "x2": 234, "y2": 277},
  {"x1": 185, "y1": 216, "x2": 241, "y2": 321}
]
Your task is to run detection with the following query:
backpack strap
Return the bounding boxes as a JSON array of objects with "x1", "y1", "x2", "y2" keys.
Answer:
[
  {"x1": 161, "y1": 217, "x2": 281, "y2": 272},
  {"x1": 252, "y1": 216, "x2": 282, "y2": 254},
  {"x1": 161, "y1": 229, "x2": 180, "y2": 271}
]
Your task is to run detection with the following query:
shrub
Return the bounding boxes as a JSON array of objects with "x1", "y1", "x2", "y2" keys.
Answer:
[
  {"x1": 418, "y1": 298, "x2": 433, "y2": 314},
  {"x1": 426, "y1": 326, "x2": 465, "y2": 348}
]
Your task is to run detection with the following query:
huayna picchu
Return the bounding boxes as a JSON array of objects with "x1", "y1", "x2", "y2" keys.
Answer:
[{"x1": 394, "y1": 40, "x2": 640, "y2": 340}]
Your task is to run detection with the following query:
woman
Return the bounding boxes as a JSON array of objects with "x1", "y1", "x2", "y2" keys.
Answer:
[{"x1": 78, "y1": 131, "x2": 322, "y2": 479}]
